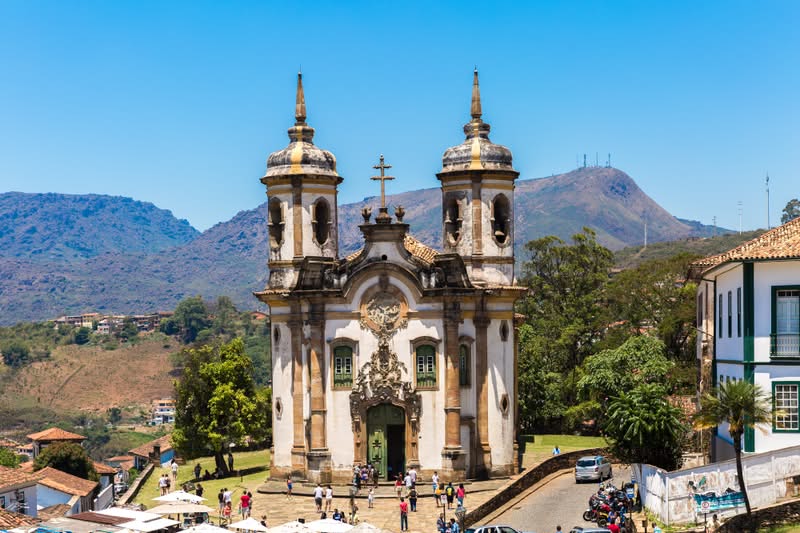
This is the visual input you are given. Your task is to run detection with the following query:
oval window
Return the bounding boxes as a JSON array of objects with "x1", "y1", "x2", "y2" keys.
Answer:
[{"x1": 313, "y1": 199, "x2": 330, "y2": 245}]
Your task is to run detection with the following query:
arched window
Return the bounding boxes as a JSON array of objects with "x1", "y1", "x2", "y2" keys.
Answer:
[
  {"x1": 313, "y1": 198, "x2": 331, "y2": 245},
  {"x1": 268, "y1": 197, "x2": 284, "y2": 249},
  {"x1": 415, "y1": 345, "x2": 436, "y2": 388},
  {"x1": 333, "y1": 345, "x2": 353, "y2": 388},
  {"x1": 444, "y1": 195, "x2": 462, "y2": 245},
  {"x1": 459, "y1": 344, "x2": 470, "y2": 387},
  {"x1": 491, "y1": 194, "x2": 511, "y2": 245}
]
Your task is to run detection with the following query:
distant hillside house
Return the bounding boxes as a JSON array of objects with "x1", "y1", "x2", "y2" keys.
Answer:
[
  {"x1": 150, "y1": 398, "x2": 176, "y2": 425},
  {"x1": 129, "y1": 435, "x2": 174, "y2": 470},
  {"x1": 691, "y1": 215, "x2": 800, "y2": 460},
  {"x1": 0, "y1": 465, "x2": 39, "y2": 517},
  {"x1": 35, "y1": 467, "x2": 98, "y2": 516},
  {"x1": 26, "y1": 428, "x2": 86, "y2": 459}
]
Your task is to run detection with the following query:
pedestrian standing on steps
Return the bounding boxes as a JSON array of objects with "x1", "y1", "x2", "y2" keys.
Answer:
[
  {"x1": 399, "y1": 497, "x2": 409, "y2": 531},
  {"x1": 286, "y1": 476, "x2": 293, "y2": 499},
  {"x1": 409, "y1": 484, "x2": 418, "y2": 511}
]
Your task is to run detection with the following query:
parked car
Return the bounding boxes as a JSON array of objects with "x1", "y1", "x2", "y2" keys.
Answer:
[
  {"x1": 575, "y1": 455, "x2": 612, "y2": 482},
  {"x1": 466, "y1": 526, "x2": 536, "y2": 533}
]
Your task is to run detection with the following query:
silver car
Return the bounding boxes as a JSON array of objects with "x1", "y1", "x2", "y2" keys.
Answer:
[
  {"x1": 574, "y1": 455, "x2": 612, "y2": 482},
  {"x1": 466, "y1": 526, "x2": 535, "y2": 533}
]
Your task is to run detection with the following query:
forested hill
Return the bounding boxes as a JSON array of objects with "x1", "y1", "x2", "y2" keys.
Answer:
[{"x1": 0, "y1": 167, "x2": 724, "y2": 324}]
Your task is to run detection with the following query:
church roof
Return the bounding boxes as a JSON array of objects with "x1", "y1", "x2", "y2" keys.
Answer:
[
  {"x1": 691, "y1": 215, "x2": 800, "y2": 274},
  {"x1": 440, "y1": 70, "x2": 515, "y2": 174},
  {"x1": 345, "y1": 234, "x2": 439, "y2": 266}
]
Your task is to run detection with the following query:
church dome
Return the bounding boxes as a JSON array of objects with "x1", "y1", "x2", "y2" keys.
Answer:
[
  {"x1": 264, "y1": 74, "x2": 339, "y2": 179},
  {"x1": 441, "y1": 70, "x2": 515, "y2": 173}
]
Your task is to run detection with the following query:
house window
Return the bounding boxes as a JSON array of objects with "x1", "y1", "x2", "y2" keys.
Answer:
[
  {"x1": 459, "y1": 344, "x2": 470, "y2": 387},
  {"x1": 416, "y1": 345, "x2": 436, "y2": 388},
  {"x1": 718, "y1": 294, "x2": 723, "y2": 335},
  {"x1": 772, "y1": 288, "x2": 800, "y2": 357},
  {"x1": 333, "y1": 346, "x2": 353, "y2": 388},
  {"x1": 728, "y1": 291, "x2": 733, "y2": 338},
  {"x1": 697, "y1": 292, "x2": 703, "y2": 327},
  {"x1": 0, "y1": 496, "x2": 4, "y2": 509},
  {"x1": 737, "y1": 288, "x2": 742, "y2": 338},
  {"x1": 774, "y1": 383, "x2": 799, "y2": 431}
]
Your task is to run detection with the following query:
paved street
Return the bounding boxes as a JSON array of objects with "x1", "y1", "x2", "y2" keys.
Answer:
[{"x1": 491, "y1": 466, "x2": 631, "y2": 533}]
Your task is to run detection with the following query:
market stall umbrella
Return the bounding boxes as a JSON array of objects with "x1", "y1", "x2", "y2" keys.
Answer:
[
  {"x1": 307, "y1": 519, "x2": 354, "y2": 533},
  {"x1": 265, "y1": 521, "x2": 314, "y2": 533},
  {"x1": 228, "y1": 517, "x2": 270, "y2": 532},
  {"x1": 184, "y1": 523, "x2": 233, "y2": 533},
  {"x1": 153, "y1": 490, "x2": 206, "y2": 503},
  {"x1": 348, "y1": 524, "x2": 387, "y2": 533},
  {"x1": 148, "y1": 502, "x2": 216, "y2": 515}
]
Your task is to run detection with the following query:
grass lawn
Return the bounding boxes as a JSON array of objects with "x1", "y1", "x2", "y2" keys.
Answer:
[
  {"x1": 761, "y1": 526, "x2": 800, "y2": 533},
  {"x1": 520, "y1": 434, "x2": 607, "y2": 467},
  {"x1": 134, "y1": 449, "x2": 270, "y2": 510}
]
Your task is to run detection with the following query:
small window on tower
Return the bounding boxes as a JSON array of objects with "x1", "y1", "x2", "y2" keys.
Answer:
[
  {"x1": 313, "y1": 198, "x2": 331, "y2": 245},
  {"x1": 491, "y1": 194, "x2": 511, "y2": 245},
  {"x1": 444, "y1": 195, "x2": 462, "y2": 245},
  {"x1": 268, "y1": 198, "x2": 285, "y2": 249}
]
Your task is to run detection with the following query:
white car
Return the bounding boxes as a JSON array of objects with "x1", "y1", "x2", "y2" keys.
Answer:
[{"x1": 574, "y1": 455, "x2": 612, "y2": 482}]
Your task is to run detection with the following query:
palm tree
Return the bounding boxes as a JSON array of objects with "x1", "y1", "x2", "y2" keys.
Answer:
[{"x1": 694, "y1": 380, "x2": 772, "y2": 523}]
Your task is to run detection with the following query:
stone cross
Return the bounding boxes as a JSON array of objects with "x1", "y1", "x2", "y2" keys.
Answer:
[{"x1": 371, "y1": 154, "x2": 395, "y2": 209}]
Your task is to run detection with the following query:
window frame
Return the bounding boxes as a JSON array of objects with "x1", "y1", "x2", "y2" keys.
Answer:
[
  {"x1": 772, "y1": 381, "x2": 800, "y2": 433},
  {"x1": 414, "y1": 344, "x2": 437, "y2": 390},
  {"x1": 770, "y1": 285, "x2": 800, "y2": 358},
  {"x1": 459, "y1": 344, "x2": 471, "y2": 388},
  {"x1": 728, "y1": 290, "x2": 733, "y2": 338},
  {"x1": 718, "y1": 294, "x2": 724, "y2": 336},
  {"x1": 737, "y1": 287, "x2": 742, "y2": 338},
  {"x1": 329, "y1": 339, "x2": 357, "y2": 390}
]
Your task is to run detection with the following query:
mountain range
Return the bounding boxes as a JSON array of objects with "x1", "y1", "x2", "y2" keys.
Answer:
[{"x1": 0, "y1": 167, "x2": 722, "y2": 325}]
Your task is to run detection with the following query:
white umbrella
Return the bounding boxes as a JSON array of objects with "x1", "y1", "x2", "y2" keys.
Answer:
[
  {"x1": 119, "y1": 517, "x2": 181, "y2": 532},
  {"x1": 153, "y1": 490, "x2": 206, "y2": 503},
  {"x1": 148, "y1": 502, "x2": 217, "y2": 515},
  {"x1": 228, "y1": 517, "x2": 270, "y2": 532},
  {"x1": 348, "y1": 524, "x2": 381, "y2": 533},
  {"x1": 265, "y1": 521, "x2": 314, "y2": 533},
  {"x1": 184, "y1": 523, "x2": 233, "y2": 533},
  {"x1": 307, "y1": 519, "x2": 354, "y2": 533}
]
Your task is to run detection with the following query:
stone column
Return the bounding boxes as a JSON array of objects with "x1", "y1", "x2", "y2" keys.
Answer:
[
  {"x1": 470, "y1": 176, "x2": 483, "y2": 278},
  {"x1": 474, "y1": 311, "x2": 492, "y2": 478},
  {"x1": 288, "y1": 307, "x2": 306, "y2": 476},
  {"x1": 442, "y1": 301, "x2": 465, "y2": 480},
  {"x1": 307, "y1": 304, "x2": 331, "y2": 483}
]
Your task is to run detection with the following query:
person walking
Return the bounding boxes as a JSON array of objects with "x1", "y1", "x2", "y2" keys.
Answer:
[
  {"x1": 325, "y1": 485, "x2": 333, "y2": 512},
  {"x1": 313, "y1": 483, "x2": 323, "y2": 513},
  {"x1": 395, "y1": 475, "x2": 403, "y2": 499},
  {"x1": 456, "y1": 483, "x2": 465, "y2": 508},
  {"x1": 403, "y1": 471, "x2": 412, "y2": 498},
  {"x1": 399, "y1": 497, "x2": 409, "y2": 531},
  {"x1": 409, "y1": 484, "x2": 418, "y2": 512},
  {"x1": 432, "y1": 471, "x2": 439, "y2": 495},
  {"x1": 194, "y1": 463, "x2": 201, "y2": 481},
  {"x1": 217, "y1": 488, "x2": 225, "y2": 515},
  {"x1": 239, "y1": 490, "x2": 251, "y2": 518},
  {"x1": 286, "y1": 476, "x2": 293, "y2": 499},
  {"x1": 367, "y1": 488, "x2": 374, "y2": 509},
  {"x1": 171, "y1": 459, "x2": 178, "y2": 484},
  {"x1": 445, "y1": 482, "x2": 455, "y2": 510}
]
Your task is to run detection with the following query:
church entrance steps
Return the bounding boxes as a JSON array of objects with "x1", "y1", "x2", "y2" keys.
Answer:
[{"x1": 256, "y1": 477, "x2": 509, "y2": 499}]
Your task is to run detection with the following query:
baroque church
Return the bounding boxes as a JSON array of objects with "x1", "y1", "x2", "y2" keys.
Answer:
[{"x1": 255, "y1": 71, "x2": 525, "y2": 483}]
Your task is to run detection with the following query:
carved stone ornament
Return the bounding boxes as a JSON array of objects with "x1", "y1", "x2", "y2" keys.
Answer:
[{"x1": 359, "y1": 290, "x2": 407, "y2": 336}]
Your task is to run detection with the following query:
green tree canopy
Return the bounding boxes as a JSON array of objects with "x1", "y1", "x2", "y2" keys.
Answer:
[
  {"x1": 604, "y1": 383, "x2": 688, "y2": 471},
  {"x1": 172, "y1": 338, "x2": 270, "y2": 475},
  {"x1": 781, "y1": 198, "x2": 800, "y2": 224},
  {"x1": 33, "y1": 441, "x2": 97, "y2": 480},
  {"x1": 172, "y1": 296, "x2": 211, "y2": 343},
  {"x1": 694, "y1": 380, "x2": 772, "y2": 521},
  {"x1": 0, "y1": 447, "x2": 20, "y2": 468},
  {"x1": 1, "y1": 340, "x2": 31, "y2": 367},
  {"x1": 74, "y1": 327, "x2": 91, "y2": 345}
]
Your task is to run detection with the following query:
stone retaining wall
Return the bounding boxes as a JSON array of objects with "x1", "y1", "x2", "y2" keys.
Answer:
[
  {"x1": 463, "y1": 447, "x2": 608, "y2": 528},
  {"x1": 117, "y1": 462, "x2": 154, "y2": 506}
]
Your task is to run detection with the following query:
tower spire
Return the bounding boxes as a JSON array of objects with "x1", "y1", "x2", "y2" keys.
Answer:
[
  {"x1": 471, "y1": 68, "x2": 482, "y2": 120},
  {"x1": 295, "y1": 72, "x2": 306, "y2": 124}
]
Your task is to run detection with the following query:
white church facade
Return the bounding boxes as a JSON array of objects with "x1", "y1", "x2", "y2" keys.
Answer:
[{"x1": 255, "y1": 72, "x2": 524, "y2": 483}]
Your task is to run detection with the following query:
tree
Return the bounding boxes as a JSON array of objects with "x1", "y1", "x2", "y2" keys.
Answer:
[
  {"x1": 119, "y1": 318, "x2": 139, "y2": 341},
  {"x1": 172, "y1": 338, "x2": 270, "y2": 476},
  {"x1": 781, "y1": 198, "x2": 800, "y2": 224},
  {"x1": 107, "y1": 407, "x2": 122, "y2": 426},
  {"x1": 1, "y1": 340, "x2": 30, "y2": 367},
  {"x1": 33, "y1": 441, "x2": 97, "y2": 480},
  {"x1": 173, "y1": 297, "x2": 211, "y2": 343},
  {"x1": 211, "y1": 296, "x2": 238, "y2": 337},
  {"x1": 74, "y1": 327, "x2": 91, "y2": 345},
  {"x1": 604, "y1": 383, "x2": 688, "y2": 470},
  {"x1": 517, "y1": 324, "x2": 568, "y2": 433},
  {"x1": 0, "y1": 447, "x2": 20, "y2": 468},
  {"x1": 694, "y1": 380, "x2": 772, "y2": 523},
  {"x1": 517, "y1": 228, "x2": 613, "y2": 429}
]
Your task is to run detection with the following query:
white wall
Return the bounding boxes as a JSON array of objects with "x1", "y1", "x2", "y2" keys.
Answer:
[{"x1": 0, "y1": 484, "x2": 37, "y2": 517}]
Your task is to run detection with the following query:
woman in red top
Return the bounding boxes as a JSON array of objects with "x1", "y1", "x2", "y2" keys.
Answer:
[{"x1": 398, "y1": 497, "x2": 409, "y2": 531}]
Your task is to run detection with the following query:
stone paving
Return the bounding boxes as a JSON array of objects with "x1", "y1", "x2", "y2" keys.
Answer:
[{"x1": 237, "y1": 479, "x2": 508, "y2": 533}]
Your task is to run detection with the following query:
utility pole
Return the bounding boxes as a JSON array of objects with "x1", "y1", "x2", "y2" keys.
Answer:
[
  {"x1": 583, "y1": 154, "x2": 587, "y2": 168},
  {"x1": 738, "y1": 201, "x2": 743, "y2": 235},
  {"x1": 713, "y1": 216, "x2": 717, "y2": 237}
]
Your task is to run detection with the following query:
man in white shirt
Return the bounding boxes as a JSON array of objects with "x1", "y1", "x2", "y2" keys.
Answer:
[
  {"x1": 404, "y1": 472, "x2": 412, "y2": 497},
  {"x1": 409, "y1": 467, "x2": 417, "y2": 485},
  {"x1": 313, "y1": 484, "x2": 323, "y2": 512}
]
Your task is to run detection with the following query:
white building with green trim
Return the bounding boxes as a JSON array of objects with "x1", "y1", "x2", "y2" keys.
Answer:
[{"x1": 692, "y1": 216, "x2": 800, "y2": 461}]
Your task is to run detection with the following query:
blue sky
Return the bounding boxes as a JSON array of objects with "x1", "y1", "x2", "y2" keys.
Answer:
[{"x1": 0, "y1": 1, "x2": 797, "y2": 232}]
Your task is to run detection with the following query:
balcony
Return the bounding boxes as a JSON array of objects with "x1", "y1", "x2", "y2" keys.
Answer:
[{"x1": 771, "y1": 333, "x2": 800, "y2": 357}]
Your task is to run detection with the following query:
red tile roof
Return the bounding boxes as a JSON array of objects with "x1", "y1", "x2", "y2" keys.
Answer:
[
  {"x1": 35, "y1": 467, "x2": 98, "y2": 496},
  {"x1": 0, "y1": 508, "x2": 39, "y2": 528},
  {"x1": 0, "y1": 464, "x2": 40, "y2": 490},
  {"x1": 71, "y1": 511, "x2": 131, "y2": 525},
  {"x1": 92, "y1": 461, "x2": 118, "y2": 475},
  {"x1": 692, "y1": 216, "x2": 800, "y2": 272},
  {"x1": 37, "y1": 504, "x2": 72, "y2": 520},
  {"x1": 27, "y1": 427, "x2": 86, "y2": 442},
  {"x1": 345, "y1": 234, "x2": 439, "y2": 265},
  {"x1": 129, "y1": 434, "x2": 173, "y2": 458}
]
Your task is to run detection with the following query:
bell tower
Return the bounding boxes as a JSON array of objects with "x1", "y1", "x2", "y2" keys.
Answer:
[
  {"x1": 261, "y1": 73, "x2": 342, "y2": 289},
  {"x1": 437, "y1": 70, "x2": 519, "y2": 286}
]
